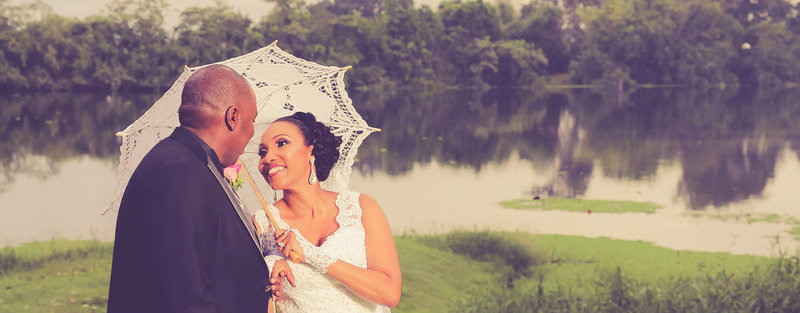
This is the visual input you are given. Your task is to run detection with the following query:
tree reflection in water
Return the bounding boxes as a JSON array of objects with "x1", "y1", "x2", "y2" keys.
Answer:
[
  {"x1": 0, "y1": 92, "x2": 158, "y2": 192},
  {"x1": 2, "y1": 86, "x2": 799, "y2": 210},
  {"x1": 353, "y1": 85, "x2": 800, "y2": 210}
]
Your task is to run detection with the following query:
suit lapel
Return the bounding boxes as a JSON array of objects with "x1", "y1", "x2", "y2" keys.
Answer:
[
  {"x1": 168, "y1": 127, "x2": 266, "y2": 263},
  {"x1": 205, "y1": 155, "x2": 264, "y2": 256}
]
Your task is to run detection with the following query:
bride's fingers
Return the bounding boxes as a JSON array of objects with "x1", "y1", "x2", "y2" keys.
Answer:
[
  {"x1": 281, "y1": 245, "x2": 293, "y2": 258},
  {"x1": 282, "y1": 242, "x2": 303, "y2": 258}
]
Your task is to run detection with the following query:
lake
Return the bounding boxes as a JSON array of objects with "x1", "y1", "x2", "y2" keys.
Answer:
[{"x1": 1, "y1": 86, "x2": 799, "y2": 256}]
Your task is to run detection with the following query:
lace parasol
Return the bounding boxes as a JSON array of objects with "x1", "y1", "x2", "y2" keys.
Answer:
[{"x1": 104, "y1": 41, "x2": 379, "y2": 215}]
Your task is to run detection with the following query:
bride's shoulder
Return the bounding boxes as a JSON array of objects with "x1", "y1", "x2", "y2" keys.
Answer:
[
  {"x1": 356, "y1": 193, "x2": 378, "y2": 207},
  {"x1": 354, "y1": 193, "x2": 386, "y2": 219}
]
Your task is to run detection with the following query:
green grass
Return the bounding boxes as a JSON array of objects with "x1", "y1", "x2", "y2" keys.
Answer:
[
  {"x1": 441, "y1": 233, "x2": 798, "y2": 313},
  {"x1": 509, "y1": 233, "x2": 771, "y2": 293},
  {"x1": 0, "y1": 240, "x2": 112, "y2": 312},
  {"x1": 393, "y1": 235, "x2": 497, "y2": 313},
  {"x1": 688, "y1": 212, "x2": 790, "y2": 224},
  {"x1": 500, "y1": 197, "x2": 660, "y2": 214},
  {"x1": 0, "y1": 237, "x2": 497, "y2": 313},
  {"x1": 0, "y1": 233, "x2": 790, "y2": 313},
  {"x1": 686, "y1": 212, "x2": 800, "y2": 241}
]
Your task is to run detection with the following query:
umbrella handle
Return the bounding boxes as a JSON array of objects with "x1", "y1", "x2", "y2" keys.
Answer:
[{"x1": 238, "y1": 158, "x2": 302, "y2": 263}]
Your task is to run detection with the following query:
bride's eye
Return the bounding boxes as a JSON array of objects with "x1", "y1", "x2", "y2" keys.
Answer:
[
  {"x1": 258, "y1": 147, "x2": 267, "y2": 158},
  {"x1": 277, "y1": 139, "x2": 289, "y2": 147}
]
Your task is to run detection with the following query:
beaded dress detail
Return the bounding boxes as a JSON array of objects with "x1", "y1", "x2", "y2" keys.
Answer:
[{"x1": 254, "y1": 191, "x2": 390, "y2": 313}]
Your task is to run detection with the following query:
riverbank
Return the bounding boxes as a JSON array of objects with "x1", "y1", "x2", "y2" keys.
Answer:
[{"x1": 2, "y1": 232, "x2": 795, "y2": 313}]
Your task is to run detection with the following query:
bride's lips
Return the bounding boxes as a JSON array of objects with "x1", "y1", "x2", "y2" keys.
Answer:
[{"x1": 267, "y1": 164, "x2": 286, "y2": 177}]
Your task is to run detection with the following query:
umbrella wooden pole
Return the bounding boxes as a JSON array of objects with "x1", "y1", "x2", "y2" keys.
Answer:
[{"x1": 237, "y1": 158, "x2": 302, "y2": 263}]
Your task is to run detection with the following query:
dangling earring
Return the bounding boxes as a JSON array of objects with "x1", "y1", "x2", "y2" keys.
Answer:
[
  {"x1": 273, "y1": 190, "x2": 278, "y2": 202},
  {"x1": 308, "y1": 156, "x2": 318, "y2": 185}
]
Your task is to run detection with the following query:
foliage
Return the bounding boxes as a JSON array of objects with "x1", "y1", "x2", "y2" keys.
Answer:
[
  {"x1": 571, "y1": 0, "x2": 743, "y2": 86},
  {"x1": 0, "y1": 234, "x2": 788, "y2": 313},
  {"x1": 452, "y1": 259, "x2": 800, "y2": 312},
  {"x1": 422, "y1": 231, "x2": 546, "y2": 286},
  {"x1": 1, "y1": 0, "x2": 800, "y2": 90},
  {"x1": 450, "y1": 233, "x2": 794, "y2": 313}
]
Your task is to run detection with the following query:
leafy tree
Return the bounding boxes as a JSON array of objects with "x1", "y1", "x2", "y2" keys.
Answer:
[
  {"x1": 379, "y1": 0, "x2": 440, "y2": 86},
  {"x1": 257, "y1": 0, "x2": 312, "y2": 52},
  {"x1": 439, "y1": 0, "x2": 501, "y2": 41},
  {"x1": 437, "y1": 0, "x2": 503, "y2": 86},
  {"x1": 175, "y1": 1, "x2": 259, "y2": 67},
  {"x1": 572, "y1": 0, "x2": 742, "y2": 86},
  {"x1": 482, "y1": 40, "x2": 548, "y2": 86},
  {"x1": 671, "y1": 1, "x2": 742, "y2": 86},
  {"x1": 329, "y1": 0, "x2": 382, "y2": 18},
  {"x1": 506, "y1": 1, "x2": 569, "y2": 73},
  {"x1": 738, "y1": 21, "x2": 800, "y2": 86},
  {"x1": 719, "y1": 0, "x2": 793, "y2": 27}
]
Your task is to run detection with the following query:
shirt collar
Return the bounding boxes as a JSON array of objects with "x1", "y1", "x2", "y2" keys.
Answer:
[{"x1": 171, "y1": 126, "x2": 225, "y2": 172}]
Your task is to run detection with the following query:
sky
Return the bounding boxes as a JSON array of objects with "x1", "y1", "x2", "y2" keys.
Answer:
[{"x1": 11, "y1": 0, "x2": 526, "y2": 28}]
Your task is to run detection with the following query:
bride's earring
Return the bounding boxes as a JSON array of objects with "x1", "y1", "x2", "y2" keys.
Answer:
[
  {"x1": 273, "y1": 190, "x2": 278, "y2": 202},
  {"x1": 308, "y1": 156, "x2": 318, "y2": 185}
]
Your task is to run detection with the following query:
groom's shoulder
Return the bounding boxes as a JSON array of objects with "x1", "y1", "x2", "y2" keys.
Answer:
[
  {"x1": 150, "y1": 134, "x2": 204, "y2": 160},
  {"x1": 135, "y1": 137, "x2": 207, "y2": 179}
]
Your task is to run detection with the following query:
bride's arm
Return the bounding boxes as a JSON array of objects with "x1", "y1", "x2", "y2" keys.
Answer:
[{"x1": 324, "y1": 194, "x2": 402, "y2": 307}]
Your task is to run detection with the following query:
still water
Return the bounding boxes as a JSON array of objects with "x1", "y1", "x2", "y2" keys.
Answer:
[{"x1": 1, "y1": 87, "x2": 799, "y2": 256}]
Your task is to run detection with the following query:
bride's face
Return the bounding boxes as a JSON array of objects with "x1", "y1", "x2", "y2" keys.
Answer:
[{"x1": 258, "y1": 121, "x2": 314, "y2": 191}]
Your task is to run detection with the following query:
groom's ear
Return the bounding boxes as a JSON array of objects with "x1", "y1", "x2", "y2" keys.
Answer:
[{"x1": 224, "y1": 106, "x2": 238, "y2": 131}]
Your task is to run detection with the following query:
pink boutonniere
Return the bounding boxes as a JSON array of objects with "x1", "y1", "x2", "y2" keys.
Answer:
[{"x1": 223, "y1": 164, "x2": 244, "y2": 191}]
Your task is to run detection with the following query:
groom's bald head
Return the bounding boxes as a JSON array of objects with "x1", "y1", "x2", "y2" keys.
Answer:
[{"x1": 179, "y1": 64, "x2": 252, "y2": 128}]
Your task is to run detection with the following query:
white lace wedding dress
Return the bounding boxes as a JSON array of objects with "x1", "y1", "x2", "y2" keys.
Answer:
[{"x1": 254, "y1": 191, "x2": 391, "y2": 313}]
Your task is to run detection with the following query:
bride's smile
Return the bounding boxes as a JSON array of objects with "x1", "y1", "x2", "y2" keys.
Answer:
[
  {"x1": 267, "y1": 165, "x2": 286, "y2": 177},
  {"x1": 258, "y1": 121, "x2": 315, "y2": 190}
]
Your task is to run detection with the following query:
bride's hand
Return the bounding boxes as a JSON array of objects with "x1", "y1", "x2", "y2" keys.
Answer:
[
  {"x1": 275, "y1": 229, "x2": 304, "y2": 262},
  {"x1": 269, "y1": 259, "x2": 296, "y2": 298}
]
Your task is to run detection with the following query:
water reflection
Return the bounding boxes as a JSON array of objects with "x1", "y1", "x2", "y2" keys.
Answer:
[
  {"x1": 0, "y1": 92, "x2": 158, "y2": 192},
  {"x1": 2, "y1": 86, "x2": 799, "y2": 212},
  {"x1": 353, "y1": 86, "x2": 800, "y2": 210}
]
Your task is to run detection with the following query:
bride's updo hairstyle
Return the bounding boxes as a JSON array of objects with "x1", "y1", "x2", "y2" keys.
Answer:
[{"x1": 275, "y1": 112, "x2": 342, "y2": 182}]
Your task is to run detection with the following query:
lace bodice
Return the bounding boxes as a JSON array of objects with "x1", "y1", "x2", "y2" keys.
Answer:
[{"x1": 253, "y1": 191, "x2": 390, "y2": 313}]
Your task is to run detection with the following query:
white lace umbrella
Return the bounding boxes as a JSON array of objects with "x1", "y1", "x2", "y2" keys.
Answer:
[{"x1": 103, "y1": 41, "x2": 379, "y2": 217}]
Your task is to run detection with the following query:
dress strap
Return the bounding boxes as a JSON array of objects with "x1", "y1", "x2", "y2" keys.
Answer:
[
  {"x1": 335, "y1": 191, "x2": 362, "y2": 227},
  {"x1": 253, "y1": 209, "x2": 272, "y2": 234},
  {"x1": 266, "y1": 203, "x2": 291, "y2": 230}
]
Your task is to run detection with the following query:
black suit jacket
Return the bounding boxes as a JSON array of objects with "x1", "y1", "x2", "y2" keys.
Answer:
[{"x1": 108, "y1": 127, "x2": 269, "y2": 313}]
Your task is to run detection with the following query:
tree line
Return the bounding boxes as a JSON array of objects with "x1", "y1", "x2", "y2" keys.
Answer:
[{"x1": 1, "y1": 0, "x2": 800, "y2": 92}]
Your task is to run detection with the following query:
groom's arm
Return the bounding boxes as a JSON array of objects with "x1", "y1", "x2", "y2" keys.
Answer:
[{"x1": 140, "y1": 162, "x2": 218, "y2": 313}]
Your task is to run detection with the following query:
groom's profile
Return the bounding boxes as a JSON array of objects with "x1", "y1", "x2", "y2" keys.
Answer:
[{"x1": 108, "y1": 64, "x2": 270, "y2": 312}]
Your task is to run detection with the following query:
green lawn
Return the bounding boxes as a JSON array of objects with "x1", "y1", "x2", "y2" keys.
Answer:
[
  {"x1": 505, "y1": 233, "x2": 771, "y2": 293},
  {"x1": 500, "y1": 197, "x2": 660, "y2": 214},
  {"x1": 0, "y1": 237, "x2": 496, "y2": 313},
  {"x1": 0, "y1": 240, "x2": 112, "y2": 312},
  {"x1": 0, "y1": 233, "x2": 787, "y2": 313},
  {"x1": 393, "y1": 236, "x2": 497, "y2": 313}
]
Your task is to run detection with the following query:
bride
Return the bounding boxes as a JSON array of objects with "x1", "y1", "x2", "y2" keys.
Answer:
[{"x1": 251, "y1": 112, "x2": 401, "y2": 313}]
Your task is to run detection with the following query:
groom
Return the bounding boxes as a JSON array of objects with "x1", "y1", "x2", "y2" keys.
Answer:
[{"x1": 108, "y1": 64, "x2": 271, "y2": 312}]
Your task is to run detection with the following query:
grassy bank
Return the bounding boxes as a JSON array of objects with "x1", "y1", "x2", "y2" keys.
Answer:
[
  {"x1": 0, "y1": 238, "x2": 494, "y2": 313},
  {"x1": 434, "y1": 232, "x2": 798, "y2": 312},
  {"x1": 1, "y1": 233, "x2": 796, "y2": 313},
  {"x1": 0, "y1": 240, "x2": 112, "y2": 312},
  {"x1": 500, "y1": 198, "x2": 660, "y2": 214}
]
